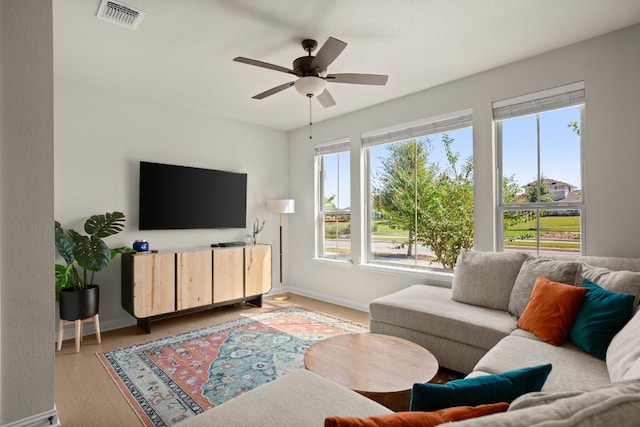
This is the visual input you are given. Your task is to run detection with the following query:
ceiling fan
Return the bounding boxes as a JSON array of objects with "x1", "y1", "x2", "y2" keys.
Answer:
[{"x1": 233, "y1": 37, "x2": 388, "y2": 107}]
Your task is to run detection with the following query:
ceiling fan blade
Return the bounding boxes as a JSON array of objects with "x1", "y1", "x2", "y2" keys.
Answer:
[
  {"x1": 252, "y1": 81, "x2": 295, "y2": 99},
  {"x1": 316, "y1": 89, "x2": 336, "y2": 108},
  {"x1": 327, "y1": 73, "x2": 388, "y2": 85},
  {"x1": 233, "y1": 57, "x2": 297, "y2": 76},
  {"x1": 311, "y1": 37, "x2": 347, "y2": 71}
]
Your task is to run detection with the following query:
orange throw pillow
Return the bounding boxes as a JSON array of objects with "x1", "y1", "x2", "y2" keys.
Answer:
[
  {"x1": 517, "y1": 276, "x2": 588, "y2": 345},
  {"x1": 324, "y1": 402, "x2": 509, "y2": 427}
]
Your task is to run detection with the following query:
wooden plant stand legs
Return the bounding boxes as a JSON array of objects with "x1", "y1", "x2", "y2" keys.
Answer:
[{"x1": 57, "y1": 314, "x2": 101, "y2": 353}]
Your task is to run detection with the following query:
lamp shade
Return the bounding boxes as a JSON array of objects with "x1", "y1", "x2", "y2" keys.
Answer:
[
  {"x1": 294, "y1": 76, "x2": 325, "y2": 97},
  {"x1": 267, "y1": 199, "x2": 295, "y2": 214}
]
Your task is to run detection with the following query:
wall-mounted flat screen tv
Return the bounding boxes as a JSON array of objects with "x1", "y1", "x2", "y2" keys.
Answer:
[{"x1": 139, "y1": 161, "x2": 247, "y2": 230}]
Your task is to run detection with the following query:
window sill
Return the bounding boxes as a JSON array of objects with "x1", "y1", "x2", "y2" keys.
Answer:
[
  {"x1": 358, "y1": 262, "x2": 453, "y2": 285},
  {"x1": 312, "y1": 257, "x2": 353, "y2": 268}
]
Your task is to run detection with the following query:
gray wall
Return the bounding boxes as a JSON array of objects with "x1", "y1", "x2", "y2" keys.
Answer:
[
  {"x1": 286, "y1": 24, "x2": 640, "y2": 311},
  {"x1": 54, "y1": 79, "x2": 289, "y2": 335},
  {"x1": 0, "y1": 0, "x2": 55, "y2": 423}
]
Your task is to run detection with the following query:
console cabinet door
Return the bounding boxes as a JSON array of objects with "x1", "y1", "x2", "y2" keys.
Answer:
[
  {"x1": 177, "y1": 250, "x2": 213, "y2": 310},
  {"x1": 213, "y1": 248, "x2": 244, "y2": 303},
  {"x1": 132, "y1": 253, "x2": 175, "y2": 317},
  {"x1": 245, "y1": 245, "x2": 272, "y2": 297}
]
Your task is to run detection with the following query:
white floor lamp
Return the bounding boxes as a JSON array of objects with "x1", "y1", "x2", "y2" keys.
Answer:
[{"x1": 266, "y1": 199, "x2": 295, "y2": 300}]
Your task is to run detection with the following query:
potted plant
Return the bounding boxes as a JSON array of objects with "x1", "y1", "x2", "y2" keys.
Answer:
[
  {"x1": 252, "y1": 217, "x2": 265, "y2": 245},
  {"x1": 54, "y1": 211, "x2": 133, "y2": 321}
]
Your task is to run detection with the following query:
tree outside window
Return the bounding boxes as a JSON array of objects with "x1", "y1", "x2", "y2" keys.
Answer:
[{"x1": 367, "y1": 125, "x2": 473, "y2": 270}]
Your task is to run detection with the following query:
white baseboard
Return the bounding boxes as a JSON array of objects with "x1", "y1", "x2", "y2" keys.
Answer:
[
  {"x1": 1, "y1": 408, "x2": 59, "y2": 427},
  {"x1": 280, "y1": 286, "x2": 370, "y2": 313}
]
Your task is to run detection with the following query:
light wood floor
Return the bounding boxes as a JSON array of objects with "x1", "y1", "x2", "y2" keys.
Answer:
[{"x1": 55, "y1": 294, "x2": 370, "y2": 426}]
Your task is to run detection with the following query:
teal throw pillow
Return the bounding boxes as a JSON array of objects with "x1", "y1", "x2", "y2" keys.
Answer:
[
  {"x1": 410, "y1": 364, "x2": 552, "y2": 411},
  {"x1": 569, "y1": 279, "x2": 635, "y2": 360}
]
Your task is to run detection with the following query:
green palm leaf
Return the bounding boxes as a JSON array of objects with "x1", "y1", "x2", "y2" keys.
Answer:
[
  {"x1": 70, "y1": 231, "x2": 111, "y2": 273},
  {"x1": 84, "y1": 211, "x2": 126, "y2": 238},
  {"x1": 55, "y1": 221, "x2": 75, "y2": 264},
  {"x1": 111, "y1": 245, "x2": 135, "y2": 261},
  {"x1": 55, "y1": 211, "x2": 129, "y2": 287}
]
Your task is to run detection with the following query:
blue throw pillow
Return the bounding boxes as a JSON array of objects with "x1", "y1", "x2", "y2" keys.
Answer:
[
  {"x1": 569, "y1": 279, "x2": 635, "y2": 360},
  {"x1": 410, "y1": 364, "x2": 552, "y2": 411}
]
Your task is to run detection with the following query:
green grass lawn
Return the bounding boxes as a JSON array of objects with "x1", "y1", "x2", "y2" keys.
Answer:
[
  {"x1": 504, "y1": 215, "x2": 580, "y2": 252},
  {"x1": 507, "y1": 215, "x2": 580, "y2": 232},
  {"x1": 371, "y1": 219, "x2": 409, "y2": 236},
  {"x1": 505, "y1": 240, "x2": 580, "y2": 249},
  {"x1": 504, "y1": 215, "x2": 580, "y2": 239},
  {"x1": 327, "y1": 217, "x2": 581, "y2": 250},
  {"x1": 324, "y1": 219, "x2": 411, "y2": 241}
]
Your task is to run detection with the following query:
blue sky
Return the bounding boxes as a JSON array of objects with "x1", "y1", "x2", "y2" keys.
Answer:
[
  {"x1": 322, "y1": 105, "x2": 581, "y2": 209},
  {"x1": 322, "y1": 151, "x2": 350, "y2": 209},
  {"x1": 501, "y1": 106, "x2": 581, "y2": 189}
]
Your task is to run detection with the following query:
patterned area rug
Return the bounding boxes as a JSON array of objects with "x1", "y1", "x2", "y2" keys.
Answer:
[{"x1": 97, "y1": 307, "x2": 368, "y2": 426}]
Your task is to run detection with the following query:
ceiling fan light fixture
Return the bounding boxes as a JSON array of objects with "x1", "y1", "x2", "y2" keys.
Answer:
[
  {"x1": 235, "y1": 37, "x2": 388, "y2": 109},
  {"x1": 294, "y1": 76, "x2": 325, "y2": 97}
]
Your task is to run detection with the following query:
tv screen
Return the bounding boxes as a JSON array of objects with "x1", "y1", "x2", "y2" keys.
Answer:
[{"x1": 139, "y1": 161, "x2": 247, "y2": 230}]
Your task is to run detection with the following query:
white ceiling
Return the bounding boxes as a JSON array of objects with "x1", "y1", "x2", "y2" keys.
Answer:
[{"x1": 53, "y1": 0, "x2": 640, "y2": 131}]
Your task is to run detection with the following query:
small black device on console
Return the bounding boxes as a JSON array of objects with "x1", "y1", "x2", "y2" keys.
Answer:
[{"x1": 219, "y1": 241, "x2": 246, "y2": 247}]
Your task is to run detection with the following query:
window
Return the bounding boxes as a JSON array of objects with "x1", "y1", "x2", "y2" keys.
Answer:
[
  {"x1": 362, "y1": 110, "x2": 473, "y2": 271},
  {"x1": 495, "y1": 82, "x2": 585, "y2": 256},
  {"x1": 315, "y1": 139, "x2": 351, "y2": 261}
]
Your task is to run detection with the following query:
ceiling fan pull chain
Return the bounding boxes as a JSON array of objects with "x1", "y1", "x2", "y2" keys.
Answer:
[{"x1": 308, "y1": 94, "x2": 313, "y2": 140}]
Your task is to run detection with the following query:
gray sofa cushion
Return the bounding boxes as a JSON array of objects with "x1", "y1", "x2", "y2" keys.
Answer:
[
  {"x1": 448, "y1": 379, "x2": 640, "y2": 426},
  {"x1": 508, "y1": 258, "x2": 580, "y2": 318},
  {"x1": 622, "y1": 358, "x2": 640, "y2": 381},
  {"x1": 577, "y1": 264, "x2": 640, "y2": 309},
  {"x1": 452, "y1": 249, "x2": 528, "y2": 311},
  {"x1": 509, "y1": 388, "x2": 584, "y2": 410},
  {"x1": 370, "y1": 320, "x2": 488, "y2": 374},
  {"x1": 369, "y1": 284, "x2": 517, "y2": 351},
  {"x1": 473, "y1": 333, "x2": 610, "y2": 391},
  {"x1": 577, "y1": 256, "x2": 640, "y2": 272},
  {"x1": 507, "y1": 379, "x2": 640, "y2": 425},
  {"x1": 178, "y1": 370, "x2": 391, "y2": 427},
  {"x1": 607, "y1": 309, "x2": 640, "y2": 382}
]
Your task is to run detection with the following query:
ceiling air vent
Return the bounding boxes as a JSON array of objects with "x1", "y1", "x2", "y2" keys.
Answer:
[{"x1": 96, "y1": 0, "x2": 145, "y2": 30}]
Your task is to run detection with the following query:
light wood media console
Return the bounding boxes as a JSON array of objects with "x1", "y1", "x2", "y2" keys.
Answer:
[{"x1": 121, "y1": 244, "x2": 272, "y2": 333}]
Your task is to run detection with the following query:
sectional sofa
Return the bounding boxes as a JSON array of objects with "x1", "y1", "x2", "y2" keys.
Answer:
[{"x1": 182, "y1": 250, "x2": 640, "y2": 426}]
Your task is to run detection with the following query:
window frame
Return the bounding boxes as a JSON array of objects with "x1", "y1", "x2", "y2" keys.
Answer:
[
  {"x1": 314, "y1": 138, "x2": 352, "y2": 263},
  {"x1": 361, "y1": 109, "x2": 473, "y2": 273},
  {"x1": 495, "y1": 83, "x2": 586, "y2": 255}
]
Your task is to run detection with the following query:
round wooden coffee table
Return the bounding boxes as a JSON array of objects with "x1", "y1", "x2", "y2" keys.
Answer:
[{"x1": 304, "y1": 333, "x2": 439, "y2": 411}]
